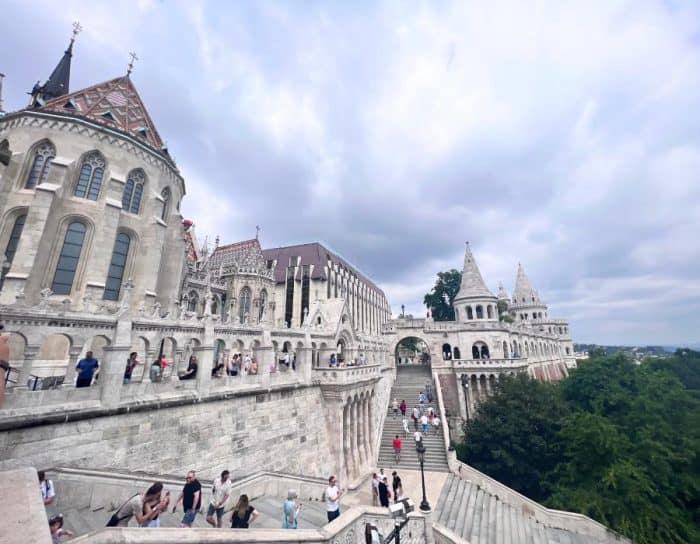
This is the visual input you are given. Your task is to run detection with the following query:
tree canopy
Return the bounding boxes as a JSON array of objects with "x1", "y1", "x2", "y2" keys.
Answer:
[
  {"x1": 423, "y1": 269, "x2": 461, "y2": 321},
  {"x1": 456, "y1": 352, "x2": 700, "y2": 544}
]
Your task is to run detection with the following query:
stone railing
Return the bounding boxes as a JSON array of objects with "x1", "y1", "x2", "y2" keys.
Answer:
[
  {"x1": 312, "y1": 363, "x2": 381, "y2": 386},
  {"x1": 452, "y1": 358, "x2": 529, "y2": 370},
  {"x1": 68, "y1": 507, "x2": 428, "y2": 544},
  {"x1": 447, "y1": 455, "x2": 631, "y2": 543},
  {"x1": 432, "y1": 370, "x2": 451, "y2": 453}
]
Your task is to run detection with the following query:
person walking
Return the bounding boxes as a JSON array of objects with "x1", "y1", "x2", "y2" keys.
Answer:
[
  {"x1": 142, "y1": 488, "x2": 170, "y2": 527},
  {"x1": 75, "y1": 351, "x2": 99, "y2": 387},
  {"x1": 370, "y1": 473, "x2": 379, "y2": 506},
  {"x1": 206, "y1": 470, "x2": 232, "y2": 528},
  {"x1": 412, "y1": 406, "x2": 420, "y2": 431},
  {"x1": 325, "y1": 475, "x2": 344, "y2": 522},
  {"x1": 414, "y1": 429, "x2": 423, "y2": 446},
  {"x1": 49, "y1": 514, "x2": 74, "y2": 543},
  {"x1": 391, "y1": 472, "x2": 403, "y2": 503},
  {"x1": 124, "y1": 352, "x2": 138, "y2": 384},
  {"x1": 230, "y1": 494, "x2": 259, "y2": 528},
  {"x1": 282, "y1": 489, "x2": 302, "y2": 528},
  {"x1": 402, "y1": 417, "x2": 410, "y2": 438},
  {"x1": 399, "y1": 399, "x2": 407, "y2": 417},
  {"x1": 391, "y1": 398, "x2": 398, "y2": 418},
  {"x1": 111, "y1": 482, "x2": 165, "y2": 527},
  {"x1": 39, "y1": 470, "x2": 56, "y2": 506},
  {"x1": 421, "y1": 413, "x2": 429, "y2": 435},
  {"x1": 418, "y1": 391, "x2": 426, "y2": 405},
  {"x1": 392, "y1": 435, "x2": 402, "y2": 463},
  {"x1": 378, "y1": 476, "x2": 391, "y2": 508},
  {"x1": 172, "y1": 470, "x2": 202, "y2": 527}
]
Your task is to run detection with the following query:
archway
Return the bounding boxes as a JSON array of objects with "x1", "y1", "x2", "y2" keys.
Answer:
[{"x1": 395, "y1": 336, "x2": 430, "y2": 366}]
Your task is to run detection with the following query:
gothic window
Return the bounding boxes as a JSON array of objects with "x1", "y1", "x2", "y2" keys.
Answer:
[
  {"x1": 160, "y1": 187, "x2": 171, "y2": 221},
  {"x1": 103, "y1": 233, "x2": 131, "y2": 300},
  {"x1": 187, "y1": 291, "x2": 198, "y2": 312},
  {"x1": 1, "y1": 213, "x2": 27, "y2": 289},
  {"x1": 74, "y1": 152, "x2": 105, "y2": 200},
  {"x1": 122, "y1": 169, "x2": 145, "y2": 214},
  {"x1": 258, "y1": 289, "x2": 267, "y2": 321},
  {"x1": 475, "y1": 305, "x2": 483, "y2": 319},
  {"x1": 239, "y1": 287, "x2": 251, "y2": 322},
  {"x1": 466, "y1": 306, "x2": 474, "y2": 320},
  {"x1": 51, "y1": 222, "x2": 86, "y2": 294},
  {"x1": 24, "y1": 141, "x2": 55, "y2": 189}
]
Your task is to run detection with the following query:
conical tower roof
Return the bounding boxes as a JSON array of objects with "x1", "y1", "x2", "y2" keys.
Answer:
[
  {"x1": 31, "y1": 75, "x2": 167, "y2": 156},
  {"x1": 40, "y1": 39, "x2": 74, "y2": 101},
  {"x1": 512, "y1": 263, "x2": 542, "y2": 304},
  {"x1": 454, "y1": 243, "x2": 495, "y2": 300}
]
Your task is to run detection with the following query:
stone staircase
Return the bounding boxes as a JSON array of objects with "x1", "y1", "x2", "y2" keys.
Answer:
[
  {"x1": 377, "y1": 365, "x2": 450, "y2": 472},
  {"x1": 435, "y1": 474, "x2": 604, "y2": 544}
]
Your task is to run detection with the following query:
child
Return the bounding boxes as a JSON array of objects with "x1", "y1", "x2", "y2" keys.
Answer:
[{"x1": 49, "y1": 514, "x2": 74, "y2": 544}]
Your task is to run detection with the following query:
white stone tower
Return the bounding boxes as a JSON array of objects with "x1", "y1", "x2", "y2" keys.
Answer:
[{"x1": 452, "y1": 242, "x2": 499, "y2": 322}]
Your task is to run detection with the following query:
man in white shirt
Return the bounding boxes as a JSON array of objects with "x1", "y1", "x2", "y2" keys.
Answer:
[
  {"x1": 38, "y1": 470, "x2": 55, "y2": 505},
  {"x1": 326, "y1": 475, "x2": 344, "y2": 522},
  {"x1": 414, "y1": 430, "x2": 423, "y2": 445},
  {"x1": 206, "y1": 470, "x2": 232, "y2": 528}
]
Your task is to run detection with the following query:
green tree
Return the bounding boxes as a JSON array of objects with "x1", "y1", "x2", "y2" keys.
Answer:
[
  {"x1": 423, "y1": 269, "x2": 461, "y2": 321},
  {"x1": 457, "y1": 374, "x2": 568, "y2": 501}
]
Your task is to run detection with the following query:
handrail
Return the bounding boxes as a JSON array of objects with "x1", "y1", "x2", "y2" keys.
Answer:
[{"x1": 432, "y1": 371, "x2": 451, "y2": 453}]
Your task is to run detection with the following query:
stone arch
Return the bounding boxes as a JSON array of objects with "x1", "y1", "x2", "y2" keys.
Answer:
[
  {"x1": 87, "y1": 334, "x2": 111, "y2": 363},
  {"x1": 36, "y1": 333, "x2": 73, "y2": 377},
  {"x1": 214, "y1": 339, "x2": 226, "y2": 364},
  {"x1": 472, "y1": 341, "x2": 490, "y2": 359}
]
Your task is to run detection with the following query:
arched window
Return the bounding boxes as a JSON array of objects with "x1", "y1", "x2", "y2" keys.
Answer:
[
  {"x1": 453, "y1": 347, "x2": 461, "y2": 359},
  {"x1": 472, "y1": 345, "x2": 480, "y2": 359},
  {"x1": 103, "y1": 233, "x2": 131, "y2": 300},
  {"x1": 259, "y1": 289, "x2": 267, "y2": 321},
  {"x1": 476, "y1": 305, "x2": 483, "y2": 319},
  {"x1": 210, "y1": 296, "x2": 219, "y2": 315},
  {"x1": 466, "y1": 306, "x2": 474, "y2": 320},
  {"x1": 160, "y1": 188, "x2": 171, "y2": 221},
  {"x1": 239, "y1": 287, "x2": 251, "y2": 322},
  {"x1": 487, "y1": 305, "x2": 493, "y2": 319},
  {"x1": 0, "y1": 213, "x2": 27, "y2": 288},
  {"x1": 122, "y1": 169, "x2": 145, "y2": 214},
  {"x1": 442, "y1": 343, "x2": 452, "y2": 360},
  {"x1": 187, "y1": 291, "x2": 198, "y2": 312},
  {"x1": 74, "y1": 152, "x2": 105, "y2": 200},
  {"x1": 24, "y1": 141, "x2": 55, "y2": 189},
  {"x1": 51, "y1": 222, "x2": 86, "y2": 294}
]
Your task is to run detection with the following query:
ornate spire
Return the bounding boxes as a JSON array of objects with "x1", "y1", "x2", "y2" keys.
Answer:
[
  {"x1": 126, "y1": 52, "x2": 138, "y2": 77},
  {"x1": 512, "y1": 263, "x2": 541, "y2": 304},
  {"x1": 32, "y1": 22, "x2": 81, "y2": 104},
  {"x1": 454, "y1": 242, "x2": 495, "y2": 300}
]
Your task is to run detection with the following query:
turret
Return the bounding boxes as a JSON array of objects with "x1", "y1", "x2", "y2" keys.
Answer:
[
  {"x1": 452, "y1": 242, "x2": 499, "y2": 322},
  {"x1": 509, "y1": 263, "x2": 548, "y2": 322}
]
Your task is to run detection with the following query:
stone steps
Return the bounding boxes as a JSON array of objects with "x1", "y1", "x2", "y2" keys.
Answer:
[{"x1": 435, "y1": 474, "x2": 605, "y2": 544}]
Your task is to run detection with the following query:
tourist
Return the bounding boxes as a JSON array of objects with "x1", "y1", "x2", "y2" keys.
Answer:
[
  {"x1": 392, "y1": 472, "x2": 403, "y2": 502},
  {"x1": 123, "y1": 352, "x2": 138, "y2": 384},
  {"x1": 282, "y1": 351, "x2": 290, "y2": 368},
  {"x1": 227, "y1": 354, "x2": 238, "y2": 376},
  {"x1": 392, "y1": 434, "x2": 402, "y2": 463},
  {"x1": 75, "y1": 351, "x2": 99, "y2": 388},
  {"x1": 428, "y1": 410, "x2": 435, "y2": 427},
  {"x1": 432, "y1": 415, "x2": 441, "y2": 430},
  {"x1": 282, "y1": 488, "x2": 302, "y2": 528},
  {"x1": 359, "y1": 353, "x2": 366, "y2": 365},
  {"x1": 39, "y1": 470, "x2": 56, "y2": 506},
  {"x1": 325, "y1": 475, "x2": 343, "y2": 522},
  {"x1": 378, "y1": 476, "x2": 391, "y2": 508},
  {"x1": 391, "y1": 398, "x2": 398, "y2": 418},
  {"x1": 49, "y1": 514, "x2": 74, "y2": 543},
  {"x1": 179, "y1": 355, "x2": 198, "y2": 380},
  {"x1": 414, "y1": 429, "x2": 423, "y2": 445},
  {"x1": 149, "y1": 358, "x2": 162, "y2": 382},
  {"x1": 244, "y1": 353, "x2": 252, "y2": 372},
  {"x1": 172, "y1": 470, "x2": 202, "y2": 527},
  {"x1": 418, "y1": 391, "x2": 426, "y2": 405},
  {"x1": 249, "y1": 357, "x2": 259, "y2": 375},
  {"x1": 399, "y1": 399, "x2": 407, "y2": 417},
  {"x1": 142, "y1": 488, "x2": 169, "y2": 527},
  {"x1": 421, "y1": 413, "x2": 429, "y2": 435},
  {"x1": 329, "y1": 353, "x2": 337, "y2": 367},
  {"x1": 427, "y1": 388, "x2": 434, "y2": 403},
  {"x1": 112, "y1": 482, "x2": 165, "y2": 527},
  {"x1": 206, "y1": 470, "x2": 232, "y2": 528},
  {"x1": 412, "y1": 406, "x2": 420, "y2": 430},
  {"x1": 402, "y1": 417, "x2": 411, "y2": 438},
  {"x1": 230, "y1": 494, "x2": 259, "y2": 528},
  {"x1": 370, "y1": 473, "x2": 379, "y2": 506},
  {"x1": 211, "y1": 360, "x2": 225, "y2": 377}
]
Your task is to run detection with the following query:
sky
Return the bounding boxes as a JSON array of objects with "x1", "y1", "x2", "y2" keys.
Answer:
[{"x1": 1, "y1": 0, "x2": 699, "y2": 345}]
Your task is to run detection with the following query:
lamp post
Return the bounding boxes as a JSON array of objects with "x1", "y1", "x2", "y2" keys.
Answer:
[{"x1": 415, "y1": 441, "x2": 431, "y2": 512}]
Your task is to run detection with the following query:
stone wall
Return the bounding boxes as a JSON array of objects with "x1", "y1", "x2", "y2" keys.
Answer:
[{"x1": 0, "y1": 384, "x2": 339, "y2": 481}]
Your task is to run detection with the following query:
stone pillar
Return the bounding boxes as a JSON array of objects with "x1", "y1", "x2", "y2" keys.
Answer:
[
  {"x1": 342, "y1": 402, "x2": 351, "y2": 482},
  {"x1": 100, "y1": 319, "x2": 132, "y2": 408},
  {"x1": 19, "y1": 346, "x2": 39, "y2": 386},
  {"x1": 350, "y1": 400, "x2": 359, "y2": 480},
  {"x1": 145, "y1": 349, "x2": 157, "y2": 382},
  {"x1": 64, "y1": 345, "x2": 84, "y2": 385},
  {"x1": 194, "y1": 319, "x2": 215, "y2": 396},
  {"x1": 367, "y1": 395, "x2": 375, "y2": 463},
  {"x1": 456, "y1": 375, "x2": 468, "y2": 420},
  {"x1": 362, "y1": 396, "x2": 371, "y2": 468},
  {"x1": 297, "y1": 345, "x2": 312, "y2": 384}
]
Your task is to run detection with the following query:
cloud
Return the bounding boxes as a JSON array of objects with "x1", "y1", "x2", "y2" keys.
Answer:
[{"x1": 2, "y1": 0, "x2": 700, "y2": 344}]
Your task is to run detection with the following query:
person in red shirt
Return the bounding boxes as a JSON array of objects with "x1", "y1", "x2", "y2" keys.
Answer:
[{"x1": 392, "y1": 435, "x2": 402, "y2": 463}]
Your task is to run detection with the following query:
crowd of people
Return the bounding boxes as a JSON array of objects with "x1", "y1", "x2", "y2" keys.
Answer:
[{"x1": 371, "y1": 469, "x2": 404, "y2": 508}]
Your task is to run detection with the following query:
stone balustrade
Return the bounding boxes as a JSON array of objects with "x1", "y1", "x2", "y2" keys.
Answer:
[
  {"x1": 452, "y1": 358, "x2": 530, "y2": 369},
  {"x1": 311, "y1": 363, "x2": 381, "y2": 385}
]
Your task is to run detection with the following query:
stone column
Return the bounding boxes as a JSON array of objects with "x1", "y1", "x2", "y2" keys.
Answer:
[
  {"x1": 342, "y1": 402, "x2": 351, "y2": 482},
  {"x1": 297, "y1": 345, "x2": 312, "y2": 384},
  {"x1": 350, "y1": 400, "x2": 359, "y2": 480},
  {"x1": 194, "y1": 319, "x2": 215, "y2": 396},
  {"x1": 19, "y1": 346, "x2": 39, "y2": 387},
  {"x1": 362, "y1": 396, "x2": 371, "y2": 468},
  {"x1": 145, "y1": 349, "x2": 157, "y2": 382},
  {"x1": 100, "y1": 319, "x2": 132, "y2": 408},
  {"x1": 64, "y1": 345, "x2": 84, "y2": 385},
  {"x1": 367, "y1": 395, "x2": 375, "y2": 463},
  {"x1": 456, "y1": 375, "x2": 468, "y2": 420}
]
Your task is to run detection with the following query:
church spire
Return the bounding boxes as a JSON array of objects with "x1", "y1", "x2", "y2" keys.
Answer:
[
  {"x1": 454, "y1": 242, "x2": 495, "y2": 300},
  {"x1": 31, "y1": 22, "x2": 81, "y2": 105},
  {"x1": 512, "y1": 263, "x2": 541, "y2": 304}
]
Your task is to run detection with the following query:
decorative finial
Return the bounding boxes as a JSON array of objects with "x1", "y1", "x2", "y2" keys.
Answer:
[
  {"x1": 255, "y1": 225, "x2": 261, "y2": 240},
  {"x1": 215, "y1": 235, "x2": 220, "y2": 247},
  {"x1": 71, "y1": 21, "x2": 83, "y2": 43},
  {"x1": 127, "y1": 52, "x2": 139, "y2": 76}
]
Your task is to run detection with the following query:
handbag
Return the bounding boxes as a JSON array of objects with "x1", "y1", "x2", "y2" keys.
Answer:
[{"x1": 106, "y1": 493, "x2": 139, "y2": 527}]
